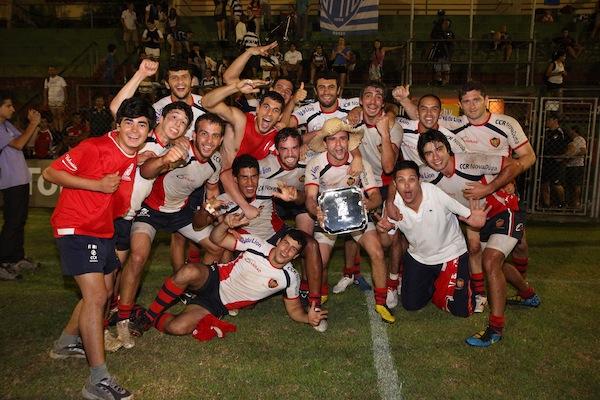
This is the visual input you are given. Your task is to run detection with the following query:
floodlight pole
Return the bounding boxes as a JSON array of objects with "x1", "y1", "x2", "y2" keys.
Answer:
[
  {"x1": 468, "y1": 0, "x2": 474, "y2": 81},
  {"x1": 527, "y1": 0, "x2": 537, "y2": 87},
  {"x1": 408, "y1": 0, "x2": 415, "y2": 85}
]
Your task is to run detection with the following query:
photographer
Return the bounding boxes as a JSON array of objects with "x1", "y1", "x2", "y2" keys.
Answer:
[{"x1": 429, "y1": 11, "x2": 454, "y2": 86}]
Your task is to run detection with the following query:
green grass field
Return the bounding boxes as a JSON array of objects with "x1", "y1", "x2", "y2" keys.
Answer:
[{"x1": 1, "y1": 209, "x2": 599, "y2": 400}]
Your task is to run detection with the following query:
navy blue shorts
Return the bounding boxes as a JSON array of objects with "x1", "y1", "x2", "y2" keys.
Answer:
[
  {"x1": 188, "y1": 265, "x2": 228, "y2": 318},
  {"x1": 113, "y1": 218, "x2": 132, "y2": 251},
  {"x1": 480, "y1": 209, "x2": 525, "y2": 243},
  {"x1": 134, "y1": 203, "x2": 194, "y2": 233},
  {"x1": 188, "y1": 186, "x2": 206, "y2": 212},
  {"x1": 56, "y1": 235, "x2": 120, "y2": 276},
  {"x1": 274, "y1": 198, "x2": 308, "y2": 220}
]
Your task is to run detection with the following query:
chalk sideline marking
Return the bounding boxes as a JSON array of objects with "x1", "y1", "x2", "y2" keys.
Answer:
[{"x1": 364, "y1": 276, "x2": 403, "y2": 400}]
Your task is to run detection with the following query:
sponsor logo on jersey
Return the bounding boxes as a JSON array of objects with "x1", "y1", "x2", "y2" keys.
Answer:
[
  {"x1": 268, "y1": 278, "x2": 278, "y2": 288},
  {"x1": 62, "y1": 154, "x2": 78, "y2": 172},
  {"x1": 299, "y1": 175, "x2": 305, "y2": 183},
  {"x1": 495, "y1": 218, "x2": 505, "y2": 228},
  {"x1": 121, "y1": 162, "x2": 135, "y2": 182},
  {"x1": 490, "y1": 138, "x2": 501, "y2": 148},
  {"x1": 515, "y1": 223, "x2": 524, "y2": 232}
]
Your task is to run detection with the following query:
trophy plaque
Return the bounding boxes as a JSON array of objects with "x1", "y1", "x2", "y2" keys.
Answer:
[{"x1": 318, "y1": 187, "x2": 367, "y2": 235}]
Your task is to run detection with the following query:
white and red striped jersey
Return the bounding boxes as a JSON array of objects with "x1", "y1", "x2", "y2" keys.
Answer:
[
  {"x1": 218, "y1": 235, "x2": 300, "y2": 310},
  {"x1": 357, "y1": 120, "x2": 403, "y2": 186},
  {"x1": 153, "y1": 94, "x2": 205, "y2": 139},
  {"x1": 217, "y1": 180, "x2": 284, "y2": 240},
  {"x1": 292, "y1": 97, "x2": 360, "y2": 133},
  {"x1": 259, "y1": 153, "x2": 306, "y2": 191},
  {"x1": 144, "y1": 145, "x2": 221, "y2": 213},
  {"x1": 124, "y1": 130, "x2": 170, "y2": 220},
  {"x1": 397, "y1": 117, "x2": 468, "y2": 166},
  {"x1": 439, "y1": 113, "x2": 529, "y2": 157},
  {"x1": 305, "y1": 151, "x2": 380, "y2": 193}
]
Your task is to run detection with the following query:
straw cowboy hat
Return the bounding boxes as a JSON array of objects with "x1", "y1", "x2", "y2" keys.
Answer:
[{"x1": 308, "y1": 117, "x2": 364, "y2": 153}]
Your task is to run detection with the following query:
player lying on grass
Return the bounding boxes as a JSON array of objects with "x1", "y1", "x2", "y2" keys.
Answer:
[{"x1": 128, "y1": 214, "x2": 328, "y2": 341}]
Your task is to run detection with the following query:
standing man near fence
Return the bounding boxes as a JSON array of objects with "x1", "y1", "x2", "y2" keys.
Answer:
[{"x1": 0, "y1": 92, "x2": 41, "y2": 280}]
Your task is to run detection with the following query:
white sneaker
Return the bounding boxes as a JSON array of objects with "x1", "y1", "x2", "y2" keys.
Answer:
[
  {"x1": 474, "y1": 295, "x2": 488, "y2": 313},
  {"x1": 116, "y1": 319, "x2": 135, "y2": 349},
  {"x1": 104, "y1": 329, "x2": 123, "y2": 352},
  {"x1": 229, "y1": 309, "x2": 239, "y2": 317},
  {"x1": 386, "y1": 288, "x2": 399, "y2": 309},
  {"x1": 332, "y1": 275, "x2": 354, "y2": 294}
]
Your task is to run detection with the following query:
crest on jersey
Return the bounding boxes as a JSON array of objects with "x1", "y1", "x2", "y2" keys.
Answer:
[
  {"x1": 268, "y1": 279, "x2": 278, "y2": 288},
  {"x1": 121, "y1": 162, "x2": 135, "y2": 181},
  {"x1": 495, "y1": 218, "x2": 505, "y2": 228},
  {"x1": 299, "y1": 175, "x2": 305, "y2": 183},
  {"x1": 490, "y1": 138, "x2": 501, "y2": 148},
  {"x1": 347, "y1": 176, "x2": 356, "y2": 186}
]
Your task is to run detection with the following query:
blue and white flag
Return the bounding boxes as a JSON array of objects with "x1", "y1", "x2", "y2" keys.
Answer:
[{"x1": 320, "y1": 0, "x2": 379, "y2": 35}]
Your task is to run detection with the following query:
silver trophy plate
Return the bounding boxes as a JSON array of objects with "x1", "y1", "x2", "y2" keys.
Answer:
[{"x1": 318, "y1": 187, "x2": 367, "y2": 235}]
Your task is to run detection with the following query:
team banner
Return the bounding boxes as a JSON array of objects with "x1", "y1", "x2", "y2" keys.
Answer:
[{"x1": 320, "y1": 0, "x2": 379, "y2": 35}]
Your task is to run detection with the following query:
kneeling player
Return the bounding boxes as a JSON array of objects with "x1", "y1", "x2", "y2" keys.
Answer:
[
  {"x1": 377, "y1": 161, "x2": 488, "y2": 317},
  {"x1": 130, "y1": 214, "x2": 327, "y2": 339}
]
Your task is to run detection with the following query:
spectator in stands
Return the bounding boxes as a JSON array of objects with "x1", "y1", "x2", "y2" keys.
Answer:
[
  {"x1": 545, "y1": 49, "x2": 567, "y2": 96},
  {"x1": 214, "y1": 0, "x2": 227, "y2": 41},
  {"x1": 44, "y1": 66, "x2": 67, "y2": 133},
  {"x1": 88, "y1": 94, "x2": 114, "y2": 137},
  {"x1": 369, "y1": 39, "x2": 403, "y2": 82},
  {"x1": 241, "y1": 20, "x2": 261, "y2": 77},
  {"x1": 330, "y1": 36, "x2": 352, "y2": 95},
  {"x1": 309, "y1": 44, "x2": 327, "y2": 84},
  {"x1": 121, "y1": 1, "x2": 139, "y2": 54},
  {"x1": 200, "y1": 68, "x2": 219, "y2": 92},
  {"x1": 235, "y1": 14, "x2": 247, "y2": 45},
  {"x1": 260, "y1": 44, "x2": 282, "y2": 80},
  {"x1": 142, "y1": 18, "x2": 164, "y2": 60},
  {"x1": 564, "y1": 125, "x2": 587, "y2": 209},
  {"x1": 34, "y1": 111, "x2": 54, "y2": 159},
  {"x1": 218, "y1": 57, "x2": 232, "y2": 85},
  {"x1": 248, "y1": 0, "x2": 262, "y2": 37},
  {"x1": 553, "y1": 28, "x2": 583, "y2": 59},
  {"x1": 102, "y1": 44, "x2": 118, "y2": 85},
  {"x1": 145, "y1": 0, "x2": 159, "y2": 26},
  {"x1": 541, "y1": 9, "x2": 554, "y2": 23},
  {"x1": 261, "y1": 0, "x2": 272, "y2": 31},
  {"x1": 282, "y1": 43, "x2": 303, "y2": 84},
  {"x1": 429, "y1": 17, "x2": 454, "y2": 86},
  {"x1": 65, "y1": 111, "x2": 89, "y2": 139},
  {"x1": 189, "y1": 42, "x2": 207, "y2": 80},
  {"x1": 541, "y1": 113, "x2": 569, "y2": 208},
  {"x1": 0, "y1": 92, "x2": 41, "y2": 280},
  {"x1": 229, "y1": 0, "x2": 244, "y2": 34},
  {"x1": 156, "y1": 2, "x2": 168, "y2": 34},
  {"x1": 296, "y1": 0, "x2": 309, "y2": 40},
  {"x1": 492, "y1": 25, "x2": 513, "y2": 62}
]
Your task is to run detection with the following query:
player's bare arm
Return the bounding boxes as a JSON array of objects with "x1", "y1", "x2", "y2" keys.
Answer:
[
  {"x1": 43, "y1": 167, "x2": 121, "y2": 194},
  {"x1": 9, "y1": 109, "x2": 41, "y2": 150},
  {"x1": 209, "y1": 213, "x2": 250, "y2": 251},
  {"x1": 109, "y1": 59, "x2": 159, "y2": 116},
  {"x1": 280, "y1": 82, "x2": 307, "y2": 129},
  {"x1": 139, "y1": 137, "x2": 189, "y2": 179},
  {"x1": 223, "y1": 42, "x2": 278, "y2": 84},
  {"x1": 392, "y1": 85, "x2": 417, "y2": 120},
  {"x1": 376, "y1": 114, "x2": 401, "y2": 174},
  {"x1": 463, "y1": 156, "x2": 521, "y2": 200},
  {"x1": 363, "y1": 187, "x2": 382, "y2": 211},
  {"x1": 284, "y1": 297, "x2": 328, "y2": 326}
]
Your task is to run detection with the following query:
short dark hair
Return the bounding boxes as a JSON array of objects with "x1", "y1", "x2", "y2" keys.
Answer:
[
  {"x1": 393, "y1": 159, "x2": 420, "y2": 177},
  {"x1": 194, "y1": 112, "x2": 225, "y2": 134},
  {"x1": 552, "y1": 49, "x2": 566, "y2": 61},
  {"x1": 259, "y1": 91, "x2": 285, "y2": 109},
  {"x1": 284, "y1": 229, "x2": 307, "y2": 254},
  {"x1": 232, "y1": 154, "x2": 259, "y2": 177},
  {"x1": 361, "y1": 81, "x2": 386, "y2": 98},
  {"x1": 275, "y1": 128, "x2": 302, "y2": 148},
  {"x1": 458, "y1": 81, "x2": 487, "y2": 102},
  {"x1": 417, "y1": 129, "x2": 453, "y2": 162},
  {"x1": 418, "y1": 94, "x2": 442, "y2": 109},
  {"x1": 272, "y1": 77, "x2": 295, "y2": 93},
  {"x1": 0, "y1": 90, "x2": 13, "y2": 105},
  {"x1": 162, "y1": 101, "x2": 193, "y2": 129},
  {"x1": 115, "y1": 97, "x2": 157, "y2": 130},
  {"x1": 314, "y1": 70, "x2": 341, "y2": 88},
  {"x1": 547, "y1": 112, "x2": 561, "y2": 121},
  {"x1": 107, "y1": 44, "x2": 117, "y2": 52},
  {"x1": 166, "y1": 61, "x2": 193, "y2": 77}
]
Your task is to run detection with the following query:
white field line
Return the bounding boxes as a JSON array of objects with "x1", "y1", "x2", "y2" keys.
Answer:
[{"x1": 364, "y1": 276, "x2": 403, "y2": 400}]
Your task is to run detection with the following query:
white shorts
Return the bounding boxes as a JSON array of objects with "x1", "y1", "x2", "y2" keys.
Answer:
[
  {"x1": 314, "y1": 222, "x2": 376, "y2": 248},
  {"x1": 131, "y1": 222, "x2": 212, "y2": 243},
  {"x1": 481, "y1": 234, "x2": 518, "y2": 258}
]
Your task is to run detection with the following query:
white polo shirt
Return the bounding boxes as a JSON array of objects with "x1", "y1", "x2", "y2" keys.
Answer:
[{"x1": 390, "y1": 182, "x2": 470, "y2": 265}]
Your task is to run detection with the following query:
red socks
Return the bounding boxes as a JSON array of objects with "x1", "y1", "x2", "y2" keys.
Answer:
[
  {"x1": 471, "y1": 272, "x2": 486, "y2": 296},
  {"x1": 374, "y1": 288, "x2": 387, "y2": 306},
  {"x1": 489, "y1": 314, "x2": 505, "y2": 335},
  {"x1": 192, "y1": 314, "x2": 237, "y2": 342},
  {"x1": 147, "y1": 277, "x2": 185, "y2": 321}
]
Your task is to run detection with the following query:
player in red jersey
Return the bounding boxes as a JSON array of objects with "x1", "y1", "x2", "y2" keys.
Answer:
[
  {"x1": 43, "y1": 97, "x2": 155, "y2": 400},
  {"x1": 202, "y1": 78, "x2": 285, "y2": 220}
]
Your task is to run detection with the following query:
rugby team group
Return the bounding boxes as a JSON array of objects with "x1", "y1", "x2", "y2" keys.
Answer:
[{"x1": 35, "y1": 42, "x2": 541, "y2": 400}]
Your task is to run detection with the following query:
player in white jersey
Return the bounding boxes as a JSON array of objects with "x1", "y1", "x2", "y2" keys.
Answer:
[
  {"x1": 257, "y1": 129, "x2": 327, "y2": 311},
  {"x1": 417, "y1": 130, "x2": 541, "y2": 347},
  {"x1": 304, "y1": 118, "x2": 395, "y2": 324},
  {"x1": 376, "y1": 160, "x2": 488, "y2": 318},
  {"x1": 152, "y1": 61, "x2": 206, "y2": 139},
  {"x1": 128, "y1": 214, "x2": 327, "y2": 341},
  {"x1": 115, "y1": 113, "x2": 225, "y2": 349}
]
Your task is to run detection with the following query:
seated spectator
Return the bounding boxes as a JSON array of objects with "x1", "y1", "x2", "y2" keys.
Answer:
[
  {"x1": 492, "y1": 25, "x2": 513, "y2": 62},
  {"x1": 217, "y1": 57, "x2": 232, "y2": 85},
  {"x1": 541, "y1": 9, "x2": 554, "y2": 23},
  {"x1": 260, "y1": 44, "x2": 281, "y2": 80},
  {"x1": 282, "y1": 43, "x2": 303, "y2": 84},
  {"x1": 309, "y1": 45, "x2": 327, "y2": 84},
  {"x1": 200, "y1": 69, "x2": 219, "y2": 91},
  {"x1": 65, "y1": 111, "x2": 89, "y2": 138},
  {"x1": 188, "y1": 42, "x2": 207, "y2": 79},
  {"x1": 88, "y1": 94, "x2": 114, "y2": 137},
  {"x1": 33, "y1": 111, "x2": 54, "y2": 159},
  {"x1": 235, "y1": 14, "x2": 247, "y2": 45},
  {"x1": 564, "y1": 126, "x2": 587, "y2": 208},
  {"x1": 142, "y1": 19, "x2": 164, "y2": 60},
  {"x1": 553, "y1": 29, "x2": 583, "y2": 59}
]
